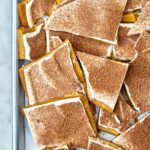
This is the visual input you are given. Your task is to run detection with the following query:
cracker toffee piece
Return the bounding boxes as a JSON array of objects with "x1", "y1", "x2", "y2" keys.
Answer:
[
  {"x1": 113, "y1": 24, "x2": 137, "y2": 61},
  {"x1": 48, "y1": 30, "x2": 113, "y2": 57},
  {"x1": 98, "y1": 95, "x2": 138, "y2": 135},
  {"x1": 18, "y1": 24, "x2": 48, "y2": 61},
  {"x1": 134, "y1": 31, "x2": 150, "y2": 52},
  {"x1": 19, "y1": 41, "x2": 84, "y2": 105},
  {"x1": 113, "y1": 113, "x2": 150, "y2": 150},
  {"x1": 23, "y1": 96, "x2": 97, "y2": 149},
  {"x1": 18, "y1": 0, "x2": 56, "y2": 27},
  {"x1": 124, "y1": 50, "x2": 150, "y2": 113},
  {"x1": 76, "y1": 52, "x2": 128, "y2": 112},
  {"x1": 45, "y1": 0, "x2": 127, "y2": 45},
  {"x1": 128, "y1": 1, "x2": 150, "y2": 35},
  {"x1": 87, "y1": 137, "x2": 123, "y2": 150}
]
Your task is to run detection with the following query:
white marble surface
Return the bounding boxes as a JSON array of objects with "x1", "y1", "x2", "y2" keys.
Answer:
[{"x1": 0, "y1": 0, "x2": 12, "y2": 149}]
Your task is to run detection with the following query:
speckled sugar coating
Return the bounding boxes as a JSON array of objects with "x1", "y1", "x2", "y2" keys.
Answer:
[
  {"x1": 113, "y1": 24, "x2": 137, "y2": 61},
  {"x1": 20, "y1": 41, "x2": 83, "y2": 105},
  {"x1": 23, "y1": 24, "x2": 47, "y2": 60},
  {"x1": 98, "y1": 95, "x2": 138, "y2": 134},
  {"x1": 128, "y1": 1, "x2": 150, "y2": 35},
  {"x1": 45, "y1": 0, "x2": 127, "y2": 44},
  {"x1": 48, "y1": 30, "x2": 112, "y2": 57},
  {"x1": 87, "y1": 137, "x2": 123, "y2": 150},
  {"x1": 141, "y1": 0, "x2": 150, "y2": 7},
  {"x1": 125, "y1": 0, "x2": 142, "y2": 12},
  {"x1": 53, "y1": 145, "x2": 70, "y2": 150},
  {"x1": 113, "y1": 113, "x2": 150, "y2": 150},
  {"x1": 134, "y1": 31, "x2": 150, "y2": 52},
  {"x1": 76, "y1": 52, "x2": 128, "y2": 111},
  {"x1": 26, "y1": 0, "x2": 56, "y2": 27},
  {"x1": 23, "y1": 97, "x2": 96, "y2": 149},
  {"x1": 125, "y1": 50, "x2": 150, "y2": 113},
  {"x1": 46, "y1": 34, "x2": 62, "y2": 52}
]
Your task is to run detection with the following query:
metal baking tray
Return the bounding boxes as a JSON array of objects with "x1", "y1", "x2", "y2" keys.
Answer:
[
  {"x1": 12, "y1": 0, "x2": 128, "y2": 149},
  {"x1": 12, "y1": 0, "x2": 38, "y2": 149}
]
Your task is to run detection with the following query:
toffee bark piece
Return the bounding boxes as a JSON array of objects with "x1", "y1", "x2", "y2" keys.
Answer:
[
  {"x1": 113, "y1": 24, "x2": 137, "y2": 61},
  {"x1": 18, "y1": 24, "x2": 47, "y2": 61},
  {"x1": 124, "y1": 50, "x2": 150, "y2": 113},
  {"x1": 45, "y1": 0, "x2": 127, "y2": 45},
  {"x1": 18, "y1": 0, "x2": 56, "y2": 27},
  {"x1": 76, "y1": 52, "x2": 128, "y2": 112},
  {"x1": 48, "y1": 30, "x2": 113, "y2": 57},
  {"x1": 128, "y1": 1, "x2": 150, "y2": 35},
  {"x1": 125, "y1": 0, "x2": 142, "y2": 12},
  {"x1": 98, "y1": 95, "x2": 138, "y2": 135},
  {"x1": 113, "y1": 113, "x2": 150, "y2": 150},
  {"x1": 19, "y1": 41, "x2": 84, "y2": 105},
  {"x1": 134, "y1": 31, "x2": 150, "y2": 52},
  {"x1": 87, "y1": 137, "x2": 123, "y2": 150},
  {"x1": 23, "y1": 96, "x2": 96, "y2": 149}
]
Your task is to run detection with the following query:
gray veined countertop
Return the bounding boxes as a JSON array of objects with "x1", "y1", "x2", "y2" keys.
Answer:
[{"x1": 0, "y1": 0, "x2": 12, "y2": 149}]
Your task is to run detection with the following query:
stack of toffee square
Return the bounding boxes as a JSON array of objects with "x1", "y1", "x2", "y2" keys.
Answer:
[{"x1": 18, "y1": 0, "x2": 150, "y2": 149}]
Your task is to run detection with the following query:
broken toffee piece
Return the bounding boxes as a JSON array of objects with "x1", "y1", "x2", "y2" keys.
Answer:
[
  {"x1": 48, "y1": 30, "x2": 113, "y2": 57},
  {"x1": 76, "y1": 51, "x2": 128, "y2": 112},
  {"x1": 18, "y1": 24, "x2": 48, "y2": 61},
  {"x1": 45, "y1": 0, "x2": 127, "y2": 45},
  {"x1": 128, "y1": 1, "x2": 150, "y2": 35},
  {"x1": 113, "y1": 24, "x2": 138, "y2": 61},
  {"x1": 98, "y1": 95, "x2": 138, "y2": 135},
  {"x1": 19, "y1": 40, "x2": 84, "y2": 105},
  {"x1": 113, "y1": 113, "x2": 150, "y2": 150},
  {"x1": 134, "y1": 31, "x2": 150, "y2": 52},
  {"x1": 125, "y1": 50, "x2": 150, "y2": 113},
  {"x1": 23, "y1": 96, "x2": 97, "y2": 149},
  {"x1": 18, "y1": 0, "x2": 56, "y2": 27}
]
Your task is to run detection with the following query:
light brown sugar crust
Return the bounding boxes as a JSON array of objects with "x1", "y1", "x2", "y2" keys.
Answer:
[
  {"x1": 87, "y1": 137, "x2": 123, "y2": 150},
  {"x1": 98, "y1": 95, "x2": 138, "y2": 135},
  {"x1": 18, "y1": 0, "x2": 56, "y2": 27},
  {"x1": 48, "y1": 30, "x2": 112, "y2": 57},
  {"x1": 134, "y1": 31, "x2": 150, "y2": 52},
  {"x1": 76, "y1": 51, "x2": 128, "y2": 112},
  {"x1": 19, "y1": 40, "x2": 84, "y2": 105},
  {"x1": 124, "y1": 0, "x2": 142, "y2": 12},
  {"x1": 128, "y1": 1, "x2": 150, "y2": 35},
  {"x1": 113, "y1": 113, "x2": 150, "y2": 150},
  {"x1": 113, "y1": 25, "x2": 137, "y2": 61},
  {"x1": 23, "y1": 96, "x2": 96, "y2": 149},
  {"x1": 45, "y1": 0, "x2": 127, "y2": 44},
  {"x1": 125, "y1": 50, "x2": 150, "y2": 113}
]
